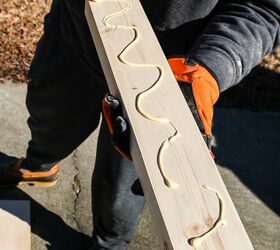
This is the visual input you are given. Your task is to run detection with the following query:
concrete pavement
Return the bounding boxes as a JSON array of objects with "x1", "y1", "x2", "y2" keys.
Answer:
[{"x1": 0, "y1": 82, "x2": 279, "y2": 249}]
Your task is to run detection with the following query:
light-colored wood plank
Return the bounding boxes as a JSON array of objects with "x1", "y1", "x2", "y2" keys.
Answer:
[
  {"x1": 85, "y1": 1, "x2": 254, "y2": 249},
  {"x1": 0, "y1": 200, "x2": 30, "y2": 250}
]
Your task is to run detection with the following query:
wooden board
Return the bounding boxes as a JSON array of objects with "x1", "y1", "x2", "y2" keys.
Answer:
[
  {"x1": 85, "y1": 1, "x2": 254, "y2": 249},
  {"x1": 0, "y1": 200, "x2": 30, "y2": 250}
]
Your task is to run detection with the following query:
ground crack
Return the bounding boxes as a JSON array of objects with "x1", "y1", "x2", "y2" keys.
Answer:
[{"x1": 71, "y1": 149, "x2": 82, "y2": 232}]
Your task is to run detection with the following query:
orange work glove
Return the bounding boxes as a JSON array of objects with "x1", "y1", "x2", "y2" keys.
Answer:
[
  {"x1": 168, "y1": 57, "x2": 219, "y2": 150},
  {"x1": 102, "y1": 93, "x2": 132, "y2": 161}
]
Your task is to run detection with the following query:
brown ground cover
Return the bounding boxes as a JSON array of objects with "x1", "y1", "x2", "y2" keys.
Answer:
[{"x1": 0, "y1": 0, "x2": 51, "y2": 82}]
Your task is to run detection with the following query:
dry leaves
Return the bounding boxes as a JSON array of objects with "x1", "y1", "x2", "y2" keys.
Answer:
[
  {"x1": 262, "y1": 47, "x2": 280, "y2": 74},
  {"x1": 0, "y1": 0, "x2": 51, "y2": 82}
]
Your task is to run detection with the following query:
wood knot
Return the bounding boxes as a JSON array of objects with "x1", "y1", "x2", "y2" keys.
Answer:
[
  {"x1": 205, "y1": 216, "x2": 214, "y2": 227},
  {"x1": 190, "y1": 224, "x2": 200, "y2": 235}
]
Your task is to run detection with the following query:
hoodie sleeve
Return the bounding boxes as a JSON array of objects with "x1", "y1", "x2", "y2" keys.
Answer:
[{"x1": 188, "y1": 0, "x2": 280, "y2": 92}]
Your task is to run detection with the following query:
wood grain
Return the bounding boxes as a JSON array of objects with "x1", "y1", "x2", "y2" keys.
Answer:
[
  {"x1": 85, "y1": 1, "x2": 254, "y2": 249},
  {"x1": 0, "y1": 200, "x2": 30, "y2": 250}
]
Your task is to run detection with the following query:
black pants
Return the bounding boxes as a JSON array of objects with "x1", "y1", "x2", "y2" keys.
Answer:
[{"x1": 26, "y1": 14, "x2": 145, "y2": 249}]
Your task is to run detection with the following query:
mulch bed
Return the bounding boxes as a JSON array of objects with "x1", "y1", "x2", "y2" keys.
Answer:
[
  {"x1": 0, "y1": 0, "x2": 51, "y2": 82},
  {"x1": 262, "y1": 49, "x2": 280, "y2": 73}
]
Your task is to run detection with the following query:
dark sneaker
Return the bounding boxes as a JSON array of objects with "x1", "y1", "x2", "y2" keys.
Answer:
[{"x1": 0, "y1": 158, "x2": 59, "y2": 188}]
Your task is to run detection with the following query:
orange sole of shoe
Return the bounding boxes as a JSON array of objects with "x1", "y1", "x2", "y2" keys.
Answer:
[
  {"x1": 0, "y1": 179, "x2": 58, "y2": 188},
  {"x1": 18, "y1": 179, "x2": 58, "y2": 188}
]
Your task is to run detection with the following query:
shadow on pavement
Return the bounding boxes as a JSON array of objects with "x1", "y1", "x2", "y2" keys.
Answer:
[
  {"x1": 0, "y1": 153, "x2": 92, "y2": 250},
  {"x1": 213, "y1": 66, "x2": 280, "y2": 216}
]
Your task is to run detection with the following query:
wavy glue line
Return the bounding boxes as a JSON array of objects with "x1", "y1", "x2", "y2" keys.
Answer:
[
  {"x1": 93, "y1": 0, "x2": 179, "y2": 188},
  {"x1": 189, "y1": 185, "x2": 227, "y2": 248}
]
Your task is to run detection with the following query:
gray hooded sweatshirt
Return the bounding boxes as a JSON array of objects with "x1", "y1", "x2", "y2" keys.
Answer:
[{"x1": 45, "y1": 0, "x2": 280, "y2": 92}]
